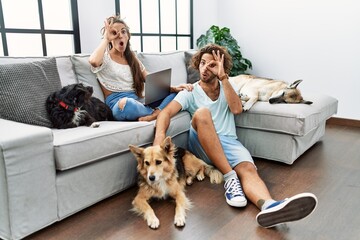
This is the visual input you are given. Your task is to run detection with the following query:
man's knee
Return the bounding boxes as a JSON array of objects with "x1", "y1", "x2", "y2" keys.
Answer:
[
  {"x1": 193, "y1": 107, "x2": 212, "y2": 123},
  {"x1": 192, "y1": 107, "x2": 213, "y2": 130}
]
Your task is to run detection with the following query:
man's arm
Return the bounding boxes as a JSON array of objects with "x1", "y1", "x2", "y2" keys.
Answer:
[
  {"x1": 220, "y1": 76, "x2": 243, "y2": 115},
  {"x1": 153, "y1": 100, "x2": 183, "y2": 145},
  {"x1": 207, "y1": 50, "x2": 243, "y2": 115}
]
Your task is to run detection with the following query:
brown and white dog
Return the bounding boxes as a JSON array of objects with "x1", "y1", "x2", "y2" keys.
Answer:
[
  {"x1": 129, "y1": 136, "x2": 223, "y2": 229},
  {"x1": 229, "y1": 75, "x2": 313, "y2": 111}
]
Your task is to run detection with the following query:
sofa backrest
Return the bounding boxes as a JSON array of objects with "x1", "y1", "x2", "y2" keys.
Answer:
[
  {"x1": 137, "y1": 51, "x2": 188, "y2": 86},
  {"x1": 0, "y1": 56, "x2": 78, "y2": 87},
  {"x1": 69, "y1": 50, "x2": 193, "y2": 101},
  {"x1": 0, "y1": 49, "x2": 198, "y2": 104},
  {"x1": 0, "y1": 50, "x2": 199, "y2": 129},
  {"x1": 70, "y1": 54, "x2": 105, "y2": 101}
]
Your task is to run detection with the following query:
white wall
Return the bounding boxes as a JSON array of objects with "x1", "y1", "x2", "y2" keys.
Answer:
[
  {"x1": 77, "y1": 0, "x2": 115, "y2": 53},
  {"x1": 214, "y1": 0, "x2": 359, "y2": 120},
  {"x1": 79, "y1": 0, "x2": 359, "y2": 120},
  {"x1": 193, "y1": 0, "x2": 219, "y2": 47}
]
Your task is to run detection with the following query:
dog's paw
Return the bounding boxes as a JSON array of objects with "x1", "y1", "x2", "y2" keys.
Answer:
[
  {"x1": 186, "y1": 176, "x2": 194, "y2": 185},
  {"x1": 196, "y1": 172, "x2": 205, "y2": 181},
  {"x1": 174, "y1": 214, "x2": 186, "y2": 227},
  {"x1": 90, "y1": 122, "x2": 100, "y2": 128},
  {"x1": 147, "y1": 216, "x2": 160, "y2": 229},
  {"x1": 242, "y1": 103, "x2": 252, "y2": 112}
]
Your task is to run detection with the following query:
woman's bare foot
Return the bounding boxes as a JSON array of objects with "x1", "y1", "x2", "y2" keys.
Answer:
[{"x1": 138, "y1": 109, "x2": 160, "y2": 121}]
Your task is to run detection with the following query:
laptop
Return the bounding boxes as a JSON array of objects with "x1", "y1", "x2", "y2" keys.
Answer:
[{"x1": 144, "y1": 68, "x2": 172, "y2": 105}]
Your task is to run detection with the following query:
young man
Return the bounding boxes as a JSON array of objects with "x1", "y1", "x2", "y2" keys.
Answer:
[{"x1": 153, "y1": 44, "x2": 318, "y2": 228}]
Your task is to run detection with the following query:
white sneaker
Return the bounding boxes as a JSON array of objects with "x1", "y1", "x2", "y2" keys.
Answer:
[
  {"x1": 224, "y1": 177, "x2": 247, "y2": 207},
  {"x1": 256, "y1": 192, "x2": 318, "y2": 228}
]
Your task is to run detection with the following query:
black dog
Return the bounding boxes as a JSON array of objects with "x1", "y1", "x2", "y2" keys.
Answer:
[{"x1": 46, "y1": 83, "x2": 114, "y2": 129}]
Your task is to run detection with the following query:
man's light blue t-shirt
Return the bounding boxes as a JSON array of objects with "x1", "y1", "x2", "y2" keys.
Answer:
[{"x1": 174, "y1": 81, "x2": 237, "y2": 139}]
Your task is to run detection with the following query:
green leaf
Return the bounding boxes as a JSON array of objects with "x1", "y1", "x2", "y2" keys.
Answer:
[
  {"x1": 210, "y1": 25, "x2": 220, "y2": 33},
  {"x1": 196, "y1": 25, "x2": 253, "y2": 74},
  {"x1": 221, "y1": 27, "x2": 230, "y2": 34},
  {"x1": 243, "y1": 58, "x2": 253, "y2": 69}
]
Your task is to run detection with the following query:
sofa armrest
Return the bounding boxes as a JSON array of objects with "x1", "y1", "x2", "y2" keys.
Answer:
[{"x1": 0, "y1": 119, "x2": 58, "y2": 240}]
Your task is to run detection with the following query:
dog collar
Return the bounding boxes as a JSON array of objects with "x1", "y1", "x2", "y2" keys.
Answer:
[{"x1": 58, "y1": 100, "x2": 78, "y2": 112}]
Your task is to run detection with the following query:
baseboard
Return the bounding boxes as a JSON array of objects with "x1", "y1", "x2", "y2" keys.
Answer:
[{"x1": 327, "y1": 117, "x2": 360, "y2": 128}]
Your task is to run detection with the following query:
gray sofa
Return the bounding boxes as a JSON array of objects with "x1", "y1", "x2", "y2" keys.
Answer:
[{"x1": 0, "y1": 50, "x2": 338, "y2": 240}]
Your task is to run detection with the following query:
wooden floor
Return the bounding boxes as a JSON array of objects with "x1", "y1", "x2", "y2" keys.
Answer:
[{"x1": 25, "y1": 124, "x2": 360, "y2": 240}]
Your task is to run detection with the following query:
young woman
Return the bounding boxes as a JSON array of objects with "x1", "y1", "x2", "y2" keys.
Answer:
[{"x1": 89, "y1": 15, "x2": 191, "y2": 121}]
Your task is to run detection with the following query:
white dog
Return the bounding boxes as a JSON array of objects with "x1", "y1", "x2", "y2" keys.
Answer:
[{"x1": 229, "y1": 74, "x2": 312, "y2": 111}]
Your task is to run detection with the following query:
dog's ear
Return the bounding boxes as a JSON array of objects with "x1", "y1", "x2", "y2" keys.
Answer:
[
  {"x1": 269, "y1": 91, "x2": 285, "y2": 104},
  {"x1": 287, "y1": 79, "x2": 303, "y2": 89},
  {"x1": 161, "y1": 136, "x2": 176, "y2": 155},
  {"x1": 129, "y1": 145, "x2": 144, "y2": 161}
]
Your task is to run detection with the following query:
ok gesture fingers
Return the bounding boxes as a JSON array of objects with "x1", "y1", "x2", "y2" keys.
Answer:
[
  {"x1": 104, "y1": 19, "x2": 119, "y2": 42},
  {"x1": 206, "y1": 50, "x2": 226, "y2": 81}
]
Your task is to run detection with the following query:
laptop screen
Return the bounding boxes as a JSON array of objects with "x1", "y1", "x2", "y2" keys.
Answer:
[{"x1": 144, "y1": 68, "x2": 172, "y2": 105}]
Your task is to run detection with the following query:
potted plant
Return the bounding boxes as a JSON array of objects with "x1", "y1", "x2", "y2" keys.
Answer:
[{"x1": 197, "y1": 25, "x2": 252, "y2": 76}]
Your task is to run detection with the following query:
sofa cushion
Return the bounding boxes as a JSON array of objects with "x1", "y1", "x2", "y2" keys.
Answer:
[
  {"x1": 56, "y1": 57, "x2": 79, "y2": 86},
  {"x1": 137, "y1": 51, "x2": 187, "y2": 86},
  {"x1": 235, "y1": 93, "x2": 338, "y2": 136},
  {"x1": 53, "y1": 121, "x2": 154, "y2": 170},
  {"x1": 184, "y1": 50, "x2": 200, "y2": 84},
  {"x1": 0, "y1": 56, "x2": 78, "y2": 87},
  {"x1": 236, "y1": 120, "x2": 326, "y2": 164},
  {"x1": 70, "y1": 54, "x2": 105, "y2": 102},
  {"x1": 0, "y1": 58, "x2": 62, "y2": 127},
  {"x1": 52, "y1": 111, "x2": 191, "y2": 171}
]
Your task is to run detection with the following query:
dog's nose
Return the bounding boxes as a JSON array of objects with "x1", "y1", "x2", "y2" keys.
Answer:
[{"x1": 149, "y1": 175, "x2": 155, "y2": 181}]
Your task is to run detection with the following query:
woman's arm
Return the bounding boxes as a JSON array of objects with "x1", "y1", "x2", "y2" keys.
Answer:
[
  {"x1": 89, "y1": 19, "x2": 116, "y2": 67},
  {"x1": 89, "y1": 38, "x2": 109, "y2": 68}
]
